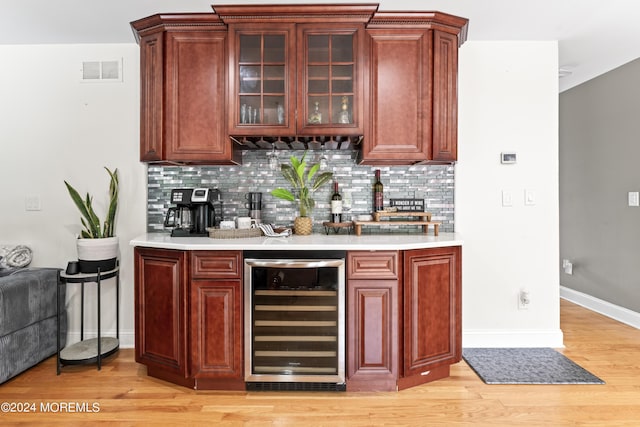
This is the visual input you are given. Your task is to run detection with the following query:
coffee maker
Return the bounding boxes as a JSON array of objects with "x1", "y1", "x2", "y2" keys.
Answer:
[{"x1": 164, "y1": 188, "x2": 222, "y2": 237}]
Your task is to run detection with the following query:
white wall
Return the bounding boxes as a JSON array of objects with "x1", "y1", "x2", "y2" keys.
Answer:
[
  {"x1": 0, "y1": 40, "x2": 562, "y2": 350},
  {"x1": 456, "y1": 41, "x2": 563, "y2": 347},
  {"x1": 0, "y1": 44, "x2": 147, "y2": 347}
]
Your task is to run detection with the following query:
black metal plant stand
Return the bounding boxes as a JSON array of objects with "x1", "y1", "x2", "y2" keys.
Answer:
[{"x1": 57, "y1": 266, "x2": 120, "y2": 375}]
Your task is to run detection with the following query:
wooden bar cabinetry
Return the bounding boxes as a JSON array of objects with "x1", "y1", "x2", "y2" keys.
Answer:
[
  {"x1": 134, "y1": 248, "x2": 244, "y2": 390},
  {"x1": 190, "y1": 251, "x2": 244, "y2": 390},
  {"x1": 134, "y1": 247, "x2": 191, "y2": 387},
  {"x1": 134, "y1": 246, "x2": 461, "y2": 391},
  {"x1": 347, "y1": 247, "x2": 462, "y2": 391},
  {"x1": 346, "y1": 251, "x2": 400, "y2": 391},
  {"x1": 399, "y1": 246, "x2": 462, "y2": 390}
]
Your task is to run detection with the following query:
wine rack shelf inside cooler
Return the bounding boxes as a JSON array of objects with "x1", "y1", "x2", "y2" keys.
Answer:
[{"x1": 252, "y1": 289, "x2": 339, "y2": 376}]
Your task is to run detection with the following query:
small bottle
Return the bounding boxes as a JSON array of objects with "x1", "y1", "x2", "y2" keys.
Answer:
[
  {"x1": 338, "y1": 96, "x2": 350, "y2": 124},
  {"x1": 373, "y1": 169, "x2": 384, "y2": 212},
  {"x1": 309, "y1": 101, "x2": 322, "y2": 124},
  {"x1": 331, "y1": 181, "x2": 343, "y2": 223},
  {"x1": 276, "y1": 102, "x2": 284, "y2": 124}
]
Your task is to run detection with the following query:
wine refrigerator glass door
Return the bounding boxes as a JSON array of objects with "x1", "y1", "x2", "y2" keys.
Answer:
[{"x1": 244, "y1": 258, "x2": 345, "y2": 385}]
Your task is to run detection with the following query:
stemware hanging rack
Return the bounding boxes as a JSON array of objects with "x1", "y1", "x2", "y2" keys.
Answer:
[{"x1": 230, "y1": 135, "x2": 363, "y2": 151}]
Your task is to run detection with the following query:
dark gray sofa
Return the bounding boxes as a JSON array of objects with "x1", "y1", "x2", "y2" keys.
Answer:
[{"x1": 0, "y1": 268, "x2": 66, "y2": 384}]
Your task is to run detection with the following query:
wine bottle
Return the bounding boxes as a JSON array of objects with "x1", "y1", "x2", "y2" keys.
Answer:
[
  {"x1": 373, "y1": 169, "x2": 384, "y2": 212},
  {"x1": 331, "y1": 181, "x2": 343, "y2": 223}
]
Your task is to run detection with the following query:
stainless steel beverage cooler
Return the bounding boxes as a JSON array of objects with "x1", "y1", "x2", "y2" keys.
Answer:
[{"x1": 244, "y1": 251, "x2": 346, "y2": 391}]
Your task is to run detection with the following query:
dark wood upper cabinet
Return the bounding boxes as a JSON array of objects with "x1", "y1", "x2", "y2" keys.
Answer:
[
  {"x1": 432, "y1": 30, "x2": 461, "y2": 162},
  {"x1": 137, "y1": 30, "x2": 164, "y2": 161},
  {"x1": 295, "y1": 23, "x2": 365, "y2": 136},
  {"x1": 132, "y1": 14, "x2": 241, "y2": 165},
  {"x1": 226, "y1": 23, "x2": 297, "y2": 136},
  {"x1": 131, "y1": 6, "x2": 467, "y2": 165},
  {"x1": 217, "y1": 4, "x2": 375, "y2": 138},
  {"x1": 361, "y1": 12, "x2": 468, "y2": 165}
]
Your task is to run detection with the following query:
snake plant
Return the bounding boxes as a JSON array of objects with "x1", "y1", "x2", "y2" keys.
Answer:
[{"x1": 64, "y1": 167, "x2": 119, "y2": 238}]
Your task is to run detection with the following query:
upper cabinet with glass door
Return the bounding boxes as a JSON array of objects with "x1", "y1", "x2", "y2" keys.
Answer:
[
  {"x1": 297, "y1": 25, "x2": 364, "y2": 136},
  {"x1": 217, "y1": 4, "x2": 377, "y2": 137},
  {"x1": 228, "y1": 24, "x2": 296, "y2": 136}
]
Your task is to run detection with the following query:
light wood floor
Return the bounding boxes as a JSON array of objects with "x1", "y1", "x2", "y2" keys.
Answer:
[{"x1": 2, "y1": 299, "x2": 639, "y2": 426}]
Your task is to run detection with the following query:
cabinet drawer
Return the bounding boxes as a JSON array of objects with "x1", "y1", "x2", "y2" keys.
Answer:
[
  {"x1": 348, "y1": 251, "x2": 398, "y2": 279},
  {"x1": 191, "y1": 251, "x2": 242, "y2": 279}
]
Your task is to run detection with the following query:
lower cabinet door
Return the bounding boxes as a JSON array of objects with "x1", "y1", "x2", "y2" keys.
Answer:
[
  {"x1": 347, "y1": 279, "x2": 399, "y2": 391},
  {"x1": 402, "y1": 247, "x2": 461, "y2": 381},
  {"x1": 134, "y1": 247, "x2": 189, "y2": 378},
  {"x1": 190, "y1": 279, "x2": 243, "y2": 382}
]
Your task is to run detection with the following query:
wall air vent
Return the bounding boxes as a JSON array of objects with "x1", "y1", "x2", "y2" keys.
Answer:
[{"x1": 81, "y1": 59, "x2": 122, "y2": 82}]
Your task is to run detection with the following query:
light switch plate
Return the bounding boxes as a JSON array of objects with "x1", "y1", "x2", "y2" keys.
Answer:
[
  {"x1": 525, "y1": 189, "x2": 536, "y2": 206},
  {"x1": 502, "y1": 190, "x2": 513, "y2": 207},
  {"x1": 628, "y1": 192, "x2": 639, "y2": 207}
]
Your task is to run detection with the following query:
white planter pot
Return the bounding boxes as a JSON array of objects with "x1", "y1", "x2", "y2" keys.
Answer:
[{"x1": 76, "y1": 236, "x2": 119, "y2": 273}]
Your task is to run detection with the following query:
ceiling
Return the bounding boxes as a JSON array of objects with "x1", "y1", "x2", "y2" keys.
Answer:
[{"x1": 3, "y1": 0, "x2": 640, "y2": 92}]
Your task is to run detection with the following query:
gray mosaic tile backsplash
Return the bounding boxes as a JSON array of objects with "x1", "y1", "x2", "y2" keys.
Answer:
[{"x1": 147, "y1": 150, "x2": 455, "y2": 234}]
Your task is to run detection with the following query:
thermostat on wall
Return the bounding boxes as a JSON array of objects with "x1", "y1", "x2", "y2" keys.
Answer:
[{"x1": 501, "y1": 152, "x2": 517, "y2": 164}]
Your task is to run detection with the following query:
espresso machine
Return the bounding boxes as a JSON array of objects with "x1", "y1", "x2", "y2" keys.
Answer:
[{"x1": 164, "y1": 188, "x2": 222, "y2": 237}]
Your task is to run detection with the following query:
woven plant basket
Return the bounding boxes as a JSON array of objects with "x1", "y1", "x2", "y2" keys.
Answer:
[{"x1": 294, "y1": 217, "x2": 313, "y2": 235}]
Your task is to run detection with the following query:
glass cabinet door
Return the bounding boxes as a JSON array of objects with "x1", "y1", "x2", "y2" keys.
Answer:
[
  {"x1": 229, "y1": 23, "x2": 363, "y2": 136},
  {"x1": 230, "y1": 25, "x2": 295, "y2": 134},
  {"x1": 298, "y1": 26, "x2": 363, "y2": 135}
]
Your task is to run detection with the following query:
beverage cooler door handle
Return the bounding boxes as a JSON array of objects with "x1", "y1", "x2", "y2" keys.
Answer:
[{"x1": 245, "y1": 259, "x2": 344, "y2": 269}]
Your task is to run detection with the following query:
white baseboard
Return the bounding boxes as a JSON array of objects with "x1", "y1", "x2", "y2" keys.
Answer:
[
  {"x1": 65, "y1": 330, "x2": 135, "y2": 348},
  {"x1": 462, "y1": 329, "x2": 564, "y2": 348},
  {"x1": 560, "y1": 286, "x2": 640, "y2": 329}
]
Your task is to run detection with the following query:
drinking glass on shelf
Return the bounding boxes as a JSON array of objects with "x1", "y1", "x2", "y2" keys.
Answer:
[{"x1": 241, "y1": 104, "x2": 247, "y2": 124}]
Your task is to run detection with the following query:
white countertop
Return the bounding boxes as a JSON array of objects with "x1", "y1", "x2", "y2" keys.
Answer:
[{"x1": 130, "y1": 232, "x2": 463, "y2": 251}]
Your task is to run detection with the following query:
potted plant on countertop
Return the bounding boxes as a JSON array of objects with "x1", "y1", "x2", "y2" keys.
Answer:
[
  {"x1": 271, "y1": 151, "x2": 333, "y2": 235},
  {"x1": 64, "y1": 167, "x2": 119, "y2": 273}
]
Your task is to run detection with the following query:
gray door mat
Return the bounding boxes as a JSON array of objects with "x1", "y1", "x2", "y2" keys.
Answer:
[{"x1": 462, "y1": 348, "x2": 605, "y2": 384}]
